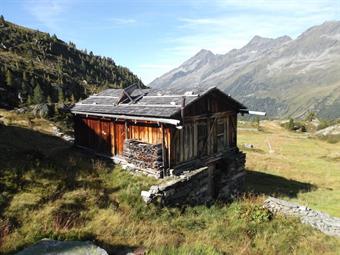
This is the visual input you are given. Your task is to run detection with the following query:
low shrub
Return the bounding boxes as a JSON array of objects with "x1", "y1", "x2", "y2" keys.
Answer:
[{"x1": 282, "y1": 118, "x2": 307, "y2": 132}]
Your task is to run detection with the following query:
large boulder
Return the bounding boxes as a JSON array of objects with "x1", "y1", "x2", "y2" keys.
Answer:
[
  {"x1": 315, "y1": 124, "x2": 340, "y2": 137},
  {"x1": 32, "y1": 104, "x2": 50, "y2": 118},
  {"x1": 15, "y1": 239, "x2": 108, "y2": 255}
]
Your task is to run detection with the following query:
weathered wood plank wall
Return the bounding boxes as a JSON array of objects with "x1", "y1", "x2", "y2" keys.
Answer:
[
  {"x1": 170, "y1": 113, "x2": 237, "y2": 166},
  {"x1": 74, "y1": 116, "x2": 171, "y2": 159}
]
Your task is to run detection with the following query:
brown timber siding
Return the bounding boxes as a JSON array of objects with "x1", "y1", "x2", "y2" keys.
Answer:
[{"x1": 74, "y1": 116, "x2": 171, "y2": 159}]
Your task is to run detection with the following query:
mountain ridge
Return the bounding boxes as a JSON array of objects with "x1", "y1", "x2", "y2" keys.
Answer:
[{"x1": 150, "y1": 21, "x2": 340, "y2": 119}]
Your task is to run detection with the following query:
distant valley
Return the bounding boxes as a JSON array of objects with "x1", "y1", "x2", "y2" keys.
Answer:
[{"x1": 150, "y1": 21, "x2": 340, "y2": 119}]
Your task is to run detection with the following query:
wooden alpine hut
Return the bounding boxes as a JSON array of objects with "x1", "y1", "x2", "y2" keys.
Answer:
[{"x1": 71, "y1": 84, "x2": 249, "y2": 179}]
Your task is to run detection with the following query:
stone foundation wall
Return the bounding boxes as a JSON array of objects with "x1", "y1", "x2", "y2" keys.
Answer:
[
  {"x1": 141, "y1": 167, "x2": 210, "y2": 206},
  {"x1": 141, "y1": 151, "x2": 246, "y2": 206},
  {"x1": 215, "y1": 151, "x2": 246, "y2": 200},
  {"x1": 123, "y1": 139, "x2": 163, "y2": 178},
  {"x1": 264, "y1": 197, "x2": 340, "y2": 237}
]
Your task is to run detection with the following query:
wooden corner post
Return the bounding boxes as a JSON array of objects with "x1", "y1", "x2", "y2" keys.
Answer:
[{"x1": 161, "y1": 123, "x2": 166, "y2": 177}]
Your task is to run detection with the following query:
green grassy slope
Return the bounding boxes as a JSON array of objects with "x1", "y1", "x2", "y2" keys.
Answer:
[
  {"x1": 239, "y1": 121, "x2": 340, "y2": 217},
  {"x1": 0, "y1": 112, "x2": 339, "y2": 254}
]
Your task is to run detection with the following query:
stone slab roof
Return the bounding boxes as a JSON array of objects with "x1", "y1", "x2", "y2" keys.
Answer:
[{"x1": 71, "y1": 85, "x2": 246, "y2": 119}]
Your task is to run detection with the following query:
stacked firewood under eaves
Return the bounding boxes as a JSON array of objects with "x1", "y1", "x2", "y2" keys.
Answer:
[{"x1": 123, "y1": 139, "x2": 163, "y2": 172}]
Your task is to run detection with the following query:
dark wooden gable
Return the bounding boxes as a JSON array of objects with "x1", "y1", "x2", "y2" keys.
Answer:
[{"x1": 171, "y1": 88, "x2": 243, "y2": 119}]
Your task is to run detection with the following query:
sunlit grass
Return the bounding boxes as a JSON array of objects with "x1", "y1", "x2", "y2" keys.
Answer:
[{"x1": 238, "y1": 120, "x2": 340, "y2": 217}]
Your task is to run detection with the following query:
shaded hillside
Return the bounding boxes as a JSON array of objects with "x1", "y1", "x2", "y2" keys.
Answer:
[
  {"x1": 0, "y1": 16, "x2": 143, "y2": 108},
  {"x1": 150, "y1": 21, "x2": 340, "y2": 119}
]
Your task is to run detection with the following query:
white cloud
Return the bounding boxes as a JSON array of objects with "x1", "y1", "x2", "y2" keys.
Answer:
[
  {"x1": 25, "y1": 0, "x2": 73, "y2": 30},
  {"x1": 216, "y1": 0, "x2": 337, "y2": 13},
  {"x1": 178, "y1": 18, "x2": 224, "y2": 26},
  {"x1": 110, "y1": 18, "x2": 136, "y2": 25},
  {"x1": 78, "y1": 17, "x2": 138, "y2": 31}
]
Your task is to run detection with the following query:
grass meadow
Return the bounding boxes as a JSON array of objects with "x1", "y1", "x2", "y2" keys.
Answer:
[{"x1": 0, "y1": 110, "x2": 339, "y2": 254}]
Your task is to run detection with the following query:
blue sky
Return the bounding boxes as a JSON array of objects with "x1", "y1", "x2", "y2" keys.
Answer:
[{"x1": 2, "y1": 0, "x2": 340, "y2": 84}]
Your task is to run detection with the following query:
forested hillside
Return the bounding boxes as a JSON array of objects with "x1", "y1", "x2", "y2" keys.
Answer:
[{"x1": 0, "y1": 16, "x2": 143, "y2": 108}]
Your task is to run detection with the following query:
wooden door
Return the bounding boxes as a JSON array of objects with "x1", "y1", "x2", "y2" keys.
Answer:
[{"x1": 114, "y1": 122, "x2": 126, "y2": 156}]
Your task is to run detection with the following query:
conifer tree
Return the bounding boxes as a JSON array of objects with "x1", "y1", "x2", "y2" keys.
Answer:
[
  {"x1": 21, "y1": 81, "x2": 28, "y2": 95},
  {"x1": 47, "y1": 95, "x2": 52, "y2": 105},
  {"x1": 27, "y1": 95, "x2": 32, "y2": 105},
  {"x1": 52, "y1": 34, "x2": 58, "y2": 41},
  {"x1": 5, "y1": 69, "x2": 14, "y2": 87},
  {"x1": 58, "y1": 89, "x2": 64, "y2": 104},
  {"x1": 22, "y1": 71, "x2": 28, "y2": 82},
  {"x1": 33, "y1": 84, "x2": 44, "y2": 104},
  {"x1": 71, "y1": 94, "x2": 76, "y2": 104}
]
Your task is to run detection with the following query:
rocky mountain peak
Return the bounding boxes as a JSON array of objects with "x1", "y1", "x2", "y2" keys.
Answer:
[
  {"x1": 298, "y1": 20, "x2": 340, "y2": 40},
  {"x1": 149, "y1": 21, "x2": 340, "y2": 119},
  {"x1": 247, "y1": 35, "x2": 272, "y2": 46},
  {"x1": 193, "y1": 49, "x2": 215, "y2": 59},
  {"x1": 242, "y1": 35, "x2": 289, "y2": 52},
  {"x1": 180, "y1": 49, "x2": 216, "y2": 70},
  {"x1": 276, "y1": 35, "x2": 292, "y2": 43}
]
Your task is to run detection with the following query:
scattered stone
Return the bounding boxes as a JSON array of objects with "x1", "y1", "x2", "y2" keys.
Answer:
[
  {"x1": 62, "y1": 134, "x2": 74, "y2": 142},
  {"x1": 127, "y1": 247, "x2": 146, "y2": 255},
  {"x1": 15, "y1": 239, "x2": 108, "y2": 255},
  {"x1": 32, "y1": 104, "x2": 49, "y2": 118},
  {"x1": 15, "y1": 107, "x2": 28, "y2": 114},
  {"x1": 264, "y1": 197, "x2": 340, "y2": 237},
  {"x1": 315, "y1": 124, "x2": 340, "y2": 137},
  {"x1": 244, "y1": 143, "x2": 254, "y2": 149},
  {"x1": 141, "y1": 190, "x2": 152, "y2": 203},
  {"x1": 52, "y1": 126, "x2": 63, "y2": 137},
  {"x1": 51, "y1": 126, "x2": 74, "y2": 143}
]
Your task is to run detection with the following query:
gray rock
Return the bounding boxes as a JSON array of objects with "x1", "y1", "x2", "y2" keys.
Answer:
[
  {"x1": 16, "y1": 107, "x2": 28, "y2": 114},
  {"x1": 32, "y1": 104, "x2": 50, "y2": 118},
  {"x1": 315, "y1": 124, "x2": 340, "y2": 137},
  {"x1": 264, "y1": 197, "x2": 340, "y2": 237},
  {"x1": 141, "y1": 190, "x2": 152, "y2": 203},
  {"x1": 244, "y1": 143, "x2": 254, "y2": 149},
  {"x1": 15, "y1": 239, "x2": 108, "y2": 255}
]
